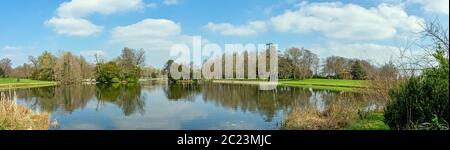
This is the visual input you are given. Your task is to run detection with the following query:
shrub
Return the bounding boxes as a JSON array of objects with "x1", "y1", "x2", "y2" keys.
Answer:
[
  {"x1": 384, "y1": 51, "x2": 449, "y2": 130},
  {"x1": 111, "y1": 77, "x2": 121, "y2": 83}
]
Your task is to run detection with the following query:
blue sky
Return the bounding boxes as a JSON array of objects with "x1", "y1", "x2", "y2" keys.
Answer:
[{"x1": 0, "y1": 0, "x2": 448, "y2": 67}]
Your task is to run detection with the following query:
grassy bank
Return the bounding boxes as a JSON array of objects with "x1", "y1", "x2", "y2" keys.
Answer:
[
  {"x1": 345, "y1": 112, "x2": 389, "y2": 130},
  {"x1": 279, "y1": 79, "x2": 367, "y2": 91},
  {"x1": 282, "y1": 105, "x2": 388, "y2": 130},
  {"x1": 211, "y1": 79, "x2": 368, "y2": 91},
  {"x1": 0, "y1": 78, "x2": 57, "y2": 90},
  {"x1": 0, "y1": 97, "x2": 50, "y2": 130}
]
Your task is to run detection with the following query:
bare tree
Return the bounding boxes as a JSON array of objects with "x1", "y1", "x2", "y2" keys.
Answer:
[{"x1": 0, "y1": 58, "x2": 13, "y2": 77}]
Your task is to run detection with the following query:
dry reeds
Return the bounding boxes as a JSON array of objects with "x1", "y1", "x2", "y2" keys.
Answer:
[
  {"x1": 0, "y1": 92, "x2": 50, "y2": 130},
  {"x1": 282, "y1": 101, "x2": 356, "y2": 130}
]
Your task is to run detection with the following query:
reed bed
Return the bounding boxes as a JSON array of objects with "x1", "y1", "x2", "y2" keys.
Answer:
[{"x1": 0, "y1": 92, "x2": 50, "y2": 130}]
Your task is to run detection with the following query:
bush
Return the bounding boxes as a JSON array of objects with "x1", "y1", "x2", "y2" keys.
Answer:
[
  {"x1": 384, "y1": 51, "x2": 449, "y2": 130},
  {"x1": 111, "y1": 77, "x2": 121, "y2": 83}
]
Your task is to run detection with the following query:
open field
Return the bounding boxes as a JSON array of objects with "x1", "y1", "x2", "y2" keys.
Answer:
[{"x1": 0, "y1": 78, "x2": 57, "y2": 90}]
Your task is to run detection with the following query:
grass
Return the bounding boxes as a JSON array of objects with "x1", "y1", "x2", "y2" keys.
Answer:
[
  {"x1": 345, "y1": 112, "x2": 389, "y2": 130},
  {"x1": 0, "y1": 95, "x2": 50, "y2": 130},
  {"x1": 212, "y1": 79, "x2": 368, "y2": 91},
  {"x1": 279, "y1": 84, "x2": 356, "y2": 92},
  {"x1": 0, "y1": 78, "x2": 57, "y2": 90},
  {"x1": 279, "y1": 79, "x2": 367, "y2": 91}
]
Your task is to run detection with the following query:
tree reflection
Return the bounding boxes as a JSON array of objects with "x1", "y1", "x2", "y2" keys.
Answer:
[
  {"x1": 14, "y1": 83, "x2": 379, "y2": 123},
  {"x1": 16, "y1": 84, "x2": 146, "y2": 116},
  {"x1": 95, "y1": 84, "x2": 146, "y2": 116},
  {"x1": 163, "y1": 83, "x2": 201, "y2": 101},
  {"x1": 161, "y1": 83, "x2": 358, "y2": 122},
  {"x1": 200, "y1": 84, "x2": 316, "y2": 122},
  {"x1": 16, "y1": 85, "x2": 95, "y2": 113}
]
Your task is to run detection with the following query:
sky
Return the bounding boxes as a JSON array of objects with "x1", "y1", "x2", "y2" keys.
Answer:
[{"x1": 0, "y1": 0, "x2": 448, "y2": 68}]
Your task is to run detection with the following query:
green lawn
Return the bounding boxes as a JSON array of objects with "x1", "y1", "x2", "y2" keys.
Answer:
[
  {"x1": 279, "y1": 79, "x2": 368, "y2": 91},
  {"x1": 0, "y1": 78, "x2": 57, "y2": 90},
  {"x1": 212, "y1": 79, "x2": 369, "y2": 91},
  {"x1": 345, "y1": 112, "x2": 389, "y2": 130}
]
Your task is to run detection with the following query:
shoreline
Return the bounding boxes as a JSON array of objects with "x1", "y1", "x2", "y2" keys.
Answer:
[
  {"x1": 0, "y1": 79, "x2": 58, "y2": 90},
  {"x1": 211, "y1": 79, "x2": 367, "y2": 92}
]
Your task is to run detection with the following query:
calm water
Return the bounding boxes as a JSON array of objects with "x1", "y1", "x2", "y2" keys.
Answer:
[{"x1": 7, "y1": 82, "x2": 381, "y2": 130}]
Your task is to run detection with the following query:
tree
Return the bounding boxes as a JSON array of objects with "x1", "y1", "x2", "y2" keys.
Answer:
[
  {"x1": 54, "y1": 52, "x2": 83, "y2": 84},
  {"x1": 96, "y1": 61, "x2": 120, "y2": 83},
  {"x1": 0, "y1": 67, "x2": 5, "y2": 77},
  {"x1": 378, "y1": 61, "x2": 398, "y2": 80},
  {"x1": 11, "y1": 63, "x2": 33, "y2": 79},
  {"x1": 32, "y1": 51, "x2": 56, "y2": 81},
  {"x1": 358, "y1": 60, "x2": 376, "y2": 79},
  {"x1": 385, "y1": 50, "x2": 448, "y2": 130},
  {"x1": 79, "y1": 55, "x2": 94, "y2": 79},
  {"x1": 278, "y1": 54, "x2": 294, "y2": 79},
  {"x1": 163, "y1": 60, "x2": 176, "y2": 83},
  {"x1": 385, "y1": 20, "x2": 449, "y2": 130},
  {"x1": 142, "y1": 66, "x2": 161, "y2": 78},
  {"x1": 323, "y1": 56, "x2": 351, "y2": 78},
  {"x1": 0, "y1": 58, "x2": 12, "y2": 77},
  {"x1": 350, "y1": 60, "x2": 367, "y2": 80},
  {"x1": 279, "y1": 47, "x2": 319, "y2": 79},
  {"x1": 117, "y1": 47, "x2": 145, "y2": 82}
]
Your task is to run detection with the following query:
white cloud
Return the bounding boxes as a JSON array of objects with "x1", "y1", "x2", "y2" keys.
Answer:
[
  {"x1": 56, "y1": 0, "x2": 144, "y2": 18},
  {"x1": 409, "y1": 0, "x2": 449, "y2": 15},
  {"x1": 46, "y1": 0, "x2": 146, "y2": 37},
  {"x1": 45, "y1": 17, "x2": 103, "y2": 37},
  {"x1": 2, "y1": 45, "x2": 22, "y2": 51},
  {"x1": 111, "y1": 18, "x2": 210, "y2": 67},
  {"x1": 163, "y1": 0, "x2": 180, "y2": 5},
  {"x1": 270, "y1": 2, "x2": 424, "y2": 40},
  {"x1": 205, "y1": 21, "x2": 267, "y2": 36},
  {"x1": 111, "y1": 19, "x2": 192, "y2": 50},
  {"x1": 111, "y1": 19, "x2": 211, "y2": 48}
]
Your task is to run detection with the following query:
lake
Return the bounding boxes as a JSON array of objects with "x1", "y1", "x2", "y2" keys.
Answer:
[{"x1": 6, "y1": 82, "x2": 381, "y2": 130}]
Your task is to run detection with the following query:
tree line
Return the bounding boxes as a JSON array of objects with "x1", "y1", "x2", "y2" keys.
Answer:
[
  {"x1": 2, "y1": 45, "x2": 399, "y2": 83},
  {"x1": 0, "y1": 47, "x2": 163, "y2": 84},
  {"x1": 279, "y1": 47, "x2": 398, "y2": 80},
  {"x1": 162, "y1": 47, "x2": 398, "y2": 81}
]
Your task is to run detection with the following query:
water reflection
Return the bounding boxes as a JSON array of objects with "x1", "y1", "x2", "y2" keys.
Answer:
[
  {"x1": 96, "y1": 84, "x2": 146, "y2": 116},
  {"x1": 16, "y1": 84, "x2": 146, "y2": 116},
  {"x1": 10, "y1": 83, "x2": 381, "y2": 129}
]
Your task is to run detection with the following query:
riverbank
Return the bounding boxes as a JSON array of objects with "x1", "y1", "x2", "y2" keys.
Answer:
[
  {"x1": 345, "y1": 112, "x2": 389, "y2": 130},
  {"x1": 211, "y1": 79, "x2": 368, "y2": 92},
  {"x1": 279, "y1": 79, "x2": 367, "y2": 91},
  {"x1": 0, "y1": 94, "x2": 50, "y2": 130},
  {"x1": 0, "y1": 78, "x2": 57, "y2": 90}
]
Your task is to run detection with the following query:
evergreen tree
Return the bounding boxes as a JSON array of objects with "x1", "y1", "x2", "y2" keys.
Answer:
[{"x1": 350, "y1": 60, "x2": 367, "y2": 80}]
